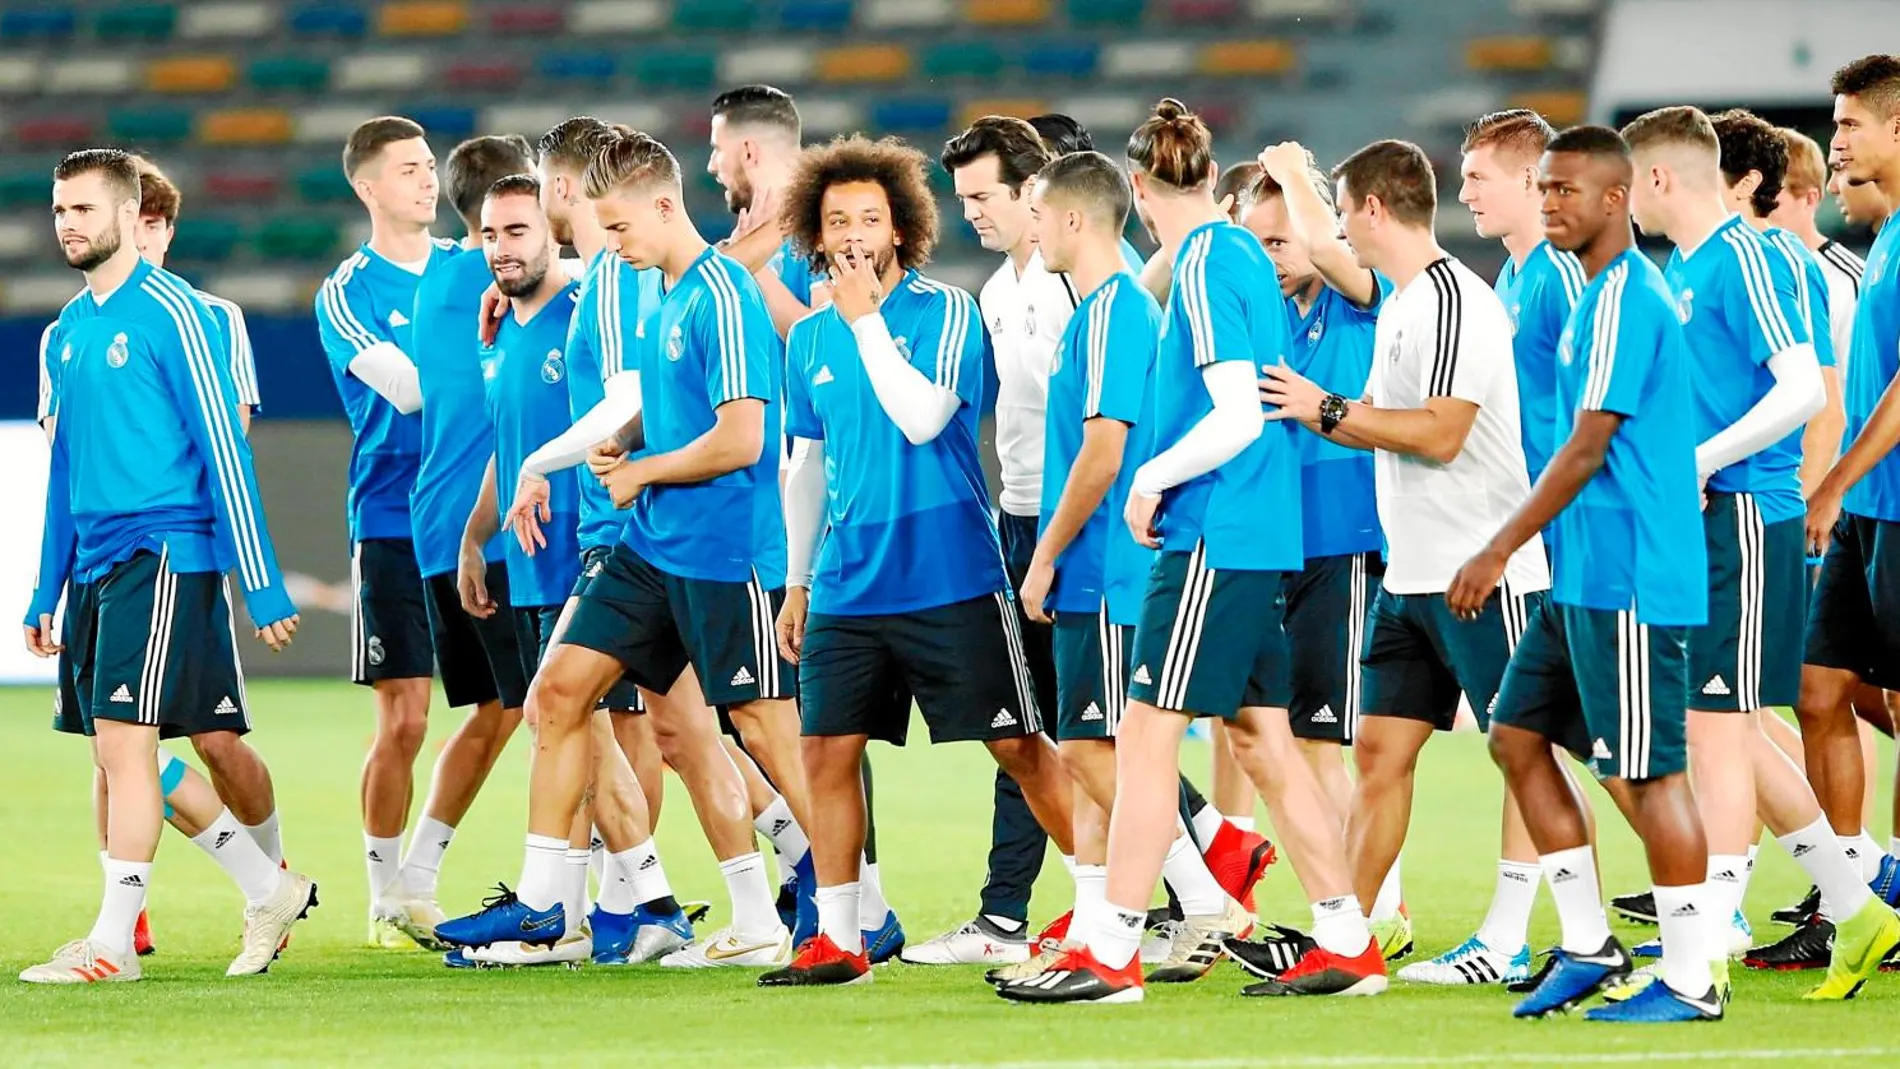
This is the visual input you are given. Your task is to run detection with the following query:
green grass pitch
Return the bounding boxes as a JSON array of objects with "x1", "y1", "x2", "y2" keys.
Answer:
[{"x1": 1, "y1": 680, "x2": 1897, "y2": 1067}]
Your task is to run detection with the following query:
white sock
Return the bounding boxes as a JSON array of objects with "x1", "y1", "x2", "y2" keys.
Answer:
[
  {"x1": 589, "y1": 829, "x2": 604, "y2": 887},
  {"x1": 1738, "y1": 841, "x2": 1760, "y2": 902},
  {"x1": 397, "y1": 816, "x2": 455, "y2": 899},
  {"x1": 1085, "y1": 903, "x2": 1145, "y2": 970},
  {"x1": 241, "y1": 811, "x2": 283, "y2": 866},
  {"x1": 1781, "y1": 816, "x2": 1874, "y2": 921},
  {"x1": 90, "y1": 858, "x2": 150, "y2": 958},
  {"x1": 753, "y1": 797, "x2": 810, "y2": 866},
  {"x1": 1705, "y1": 854, "x2": 1747, "y2": 934},
  {"x1": 1162, "y1": 832, "x2": 1227, "y2": 916},
  {"x1": 1889, "y1": 836, "x2": 1900, "y2": 861},
  {"x1": 1310, "y1": 894, "x2": 1371, "y2": 956},
  {"x1": 721, "y1": 852, "x2": 780, "y2": 935},
  {"x1": 516, "y1": 833, "x2": 568, "y2": 912},
  {"x1": 191, "y1": 809, "x2": 285, "y2": 907},
  {"x1": 1072, "y1": 864, "x2": 1107, "y2": 946},
  {"x1": 563, "y1": 849, "x2": 591, "y2": 927},
  {"x1": 858, "y1": 860, "x2": 890, "y2": 929},
  {"x1": 1476, "y1": 861, "x2": 1541, "y2": 952},
  {"x1": 1060, "y1": 853, "x2": 1077, "y2": 877},
  {"x1": 600, "y1": 839, "x2": 671, "y2": 913},
  {"x1": 815, "y1": 883, "x2": 863, "y2": 953},
  {"x1": 1652, "y1": 882, "x2": 1715, "y2": 997},
  {"x1": 1843, "y1": 832, "x2": 1884, "y2": 881},
  {"x1": 1228, "y1": 815, "x2": 1257, "y2": 833},
  {"x1": 1370, "y1": 855, "x2": 1404, "y2": 922},
  {"x1": 1540, "y1": 846, "x2": 1612, "y2": 953},
  {"x1": 364, "y1": 833, "x2": 402, "y2": 903},
  {"x1": 1190, "y1": 804, "x2": 1225, "y2": 847}
]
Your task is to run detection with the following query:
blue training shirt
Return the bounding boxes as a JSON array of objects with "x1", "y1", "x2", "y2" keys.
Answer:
[
  {"x1": 1553, "y1": 248, "x2": 1706, "y2": 626},
  {"x1": 1286, "y1": 279, "x2": 1387, "y2": 559},
  {"x1": 621, "y1": 247, "x2": 786, "y2": 585},
  {"x1": 769, "y1": 239, "x2": 823, "y2": 307},
  {"x1": 1040, "y1": 272, "x2": 1160, "y2": 625},
  {"x1": 1663, "y1": 215, "x2": 1813, "y2": 524},
  {"x1": 484, "y1": 283, "x2": 583, "y2": 607},
  {"x1": 1151, "y1": 221, "x2": 1303, "y2": 571},
  {"x1": 1763, "y1": 226, "x2": 1836, "y2": 370},
  {"x1": 1846, "y1": 216, "x2": 1900, "y2": 522},
  {"x1": 29, "y1": 259, "x2": 295, "y2": 627},
  {"x1": 315, "y1": 238, "x2": 460, "y2": 543},
  {"x1": 566, "y1": 250, "x2": 663, "y2": 551},
  {"x1": 1495, "y1": 240, "x2": 1587, "y2": 481},
  {"x1": 785, "y1": 271, "x2": 1003, "y2": 615},
  {"x1": 411, "y1": 245, "x2": 505, "y2": 578}
]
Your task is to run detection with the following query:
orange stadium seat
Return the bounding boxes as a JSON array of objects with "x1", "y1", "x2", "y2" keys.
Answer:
[
  {"x1": 146, "y1": 55, "x2": 238, "y2": 93},
  {"x1": 1511, "y1": 89, "x2": 1588, "y2": 126},
  {"x1": 1200, "y1": 40, "x2": 1297, "y2": 76},
  {"x1": 377, "y1": 1, "x2": 468, "y2": 37},
  {"x1": 965, "y1": 0, "x2": 1049, "y2": 24},
  {"x1": 1466, "y1": 35, "x2": 1554, "y2": 72},
  {"x1": 200, "y1": 108, "x2": 294, "y2": 145},
  {"x1": 958, "y1": 99, "x2": 1046, "y2": 130},
  {"x1": 817, "y1": 44, "x2": 913, "y2": 83}
]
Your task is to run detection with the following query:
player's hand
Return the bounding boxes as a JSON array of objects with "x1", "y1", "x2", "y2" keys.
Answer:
[
  {"x1": 1216, "y1": 191, "x2": 1237, "y2": 220},
  {"x1": 1019, "y1": 556, "x2": 1056, "y2": 624},
  {"x1": 828, "y1": 244, "x2": 884, "y2": 324},
  {"x1": 478, "y1": 283, "x2": 511, "y2": 347},
  {"x1": 1807, "y1": 485, "x2": 1843, "y2": 557},
  {"x1": 1125, "y1": 489, "x2": 1163, "y2": 550},
  {"x1": 1258, "y1": 142, "x2": 1311, "y2": 184},
  {"x1": 255, "y1": 615, "x2": 299, "y2": 652},
  {"x1": 596, "y1": 459, "x2": 647, "y2": 509},
  {"x1": 23, "y1": 614, "x2": 61, "y2": 657},
  {"x1": 457, "y1": 539, "x2": 496, "y2": 618},
  {"x1": 589, "y1": 436, "x2": 628, "y2": 468},
  {"x1": 1446, "y1": 549, "x2": 1506, "y2": 621},
  {"x1": 506, "y1": 471, "x2": 552, "y2": 556},
  {"x1": 1260, "y1": 362, "x2": 1323, "y2": 422},
  {"x1": 776, "y1": 585, "x2": 810, "y2": 664}
]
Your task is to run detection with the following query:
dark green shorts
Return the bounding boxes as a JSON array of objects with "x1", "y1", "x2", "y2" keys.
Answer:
[
  {"x1": 56, "y1": 550, "x2": 248, "y2": 740},
  {"x1": 1281, "y1": 552, "x2": 1381, "y2": 743},
  {"x1": 1052, "y1": 609, "x2": 1132, "y2": 741},
  {"x1": 1690, "y1": 493, "x2": 1805, "y2": 710},
  {"x1": 800, "y1": 592, "x2": 1039, "y2": 745},
  {"x1": 1804, "y1": 514, "x2": 1900, "y2": 691},
  {"x1": 511, "y1": 604, "x2": 562, "y2": 684},
  {"x1": 351, "y1": 537, "x2": 434, "y2": 685},
  {"x1": 1126, "y1": 545, "x2": 1290, "y2": 720},
  {"x1": 571, "y1": 546, "x2": 642, "y2": 712},
  {"x1": 1359, "y1": 584, "x2": 1540, "y2": 732},
  {"x1": 423, "y1": 565, "x2": 528, "y2": 709},
  {"x1": 1491, "y1": 600, "x2": 1691, "y2": 781}
]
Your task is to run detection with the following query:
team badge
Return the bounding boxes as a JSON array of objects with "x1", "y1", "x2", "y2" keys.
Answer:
[
  {"x1": 1388, "y1": 328, "x2": 1404, "y2": 363},
  {"x1": 666, "y1": 325, "x2": 683, "y2": 361},
  {"x1": 1307, "y1": 315, "x2": 1325, "y2": 345},
  {"x1": 540, "y1": 348, "x2": 565, "y2": 384},
  {"x1": 366, "y1": 636, "x2": 385, "y2": 667},
  {"x1": 1024, "y1": 305, "x2": 1037, "y2": 336},
  {"x1": 1675, "y1": 288, "x2": 1694, "y2": 325},
  {"x1": 106, "y1": 332, "x2": 129, "y2": 368},
  {"x1": 1508, "y1": 303, "x2": 1522, "y2": 337}
]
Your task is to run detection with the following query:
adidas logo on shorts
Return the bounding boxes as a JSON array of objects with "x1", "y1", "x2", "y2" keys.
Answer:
[
  {"x1": 1701, "y1": 676, "x2": 1731, "y2": 697},
  {"x1": 109, "y1": 684, "x2": 134, "y2": 704},
  {"x1": 1132, "y1": 665, "x2": 1152, "y2": 685},
  {"x1": 991, "y1": 709, "x2": 1018, "y2": 729},
  {"x1": 214, "y1": 696, "x2": 239, "y2": 716},
  {"x1": 730, "y1": 666, "x2": 755, "y2": 687},
  {"x1": 1080, "y1": 702, "x2": 1104, "y2": 722},
  {"x1": 1311, "y1": 705, "x2": 1337, "y2": 724},
  {"x1": 1591, "y1": 738, "x2": 1613, "y2": 760}
]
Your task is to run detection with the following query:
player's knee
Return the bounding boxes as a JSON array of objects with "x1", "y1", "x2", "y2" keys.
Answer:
[
  {"x1": 524, "y1": 674, "x2": 592, "y2": 733},
  {"x1": 986, "y1": 734, "x2": 1050, "y2": 779},
  {"x1": 1486, "y1": 723, "x2": 1539, "y2": 774},
  {"x1": 188, "y1": 730, "x2": 245, "y2": 768}
]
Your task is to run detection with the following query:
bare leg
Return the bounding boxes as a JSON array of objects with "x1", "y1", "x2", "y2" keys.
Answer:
[
  {"x1": 1796, "y1": 664, "x2": 1867, "y2": 835},
  {"x1": 985, "y1": 734, "x2": 1076, "y2": 855},
  {"x1": 190, "y1": 730, "x2": 275, "y2": 826},
  {"x1": 1210, "y1": 720, "x2": 1256, "y2": 820},
  {"x1": 1346, "y1": 717, "x2": 1432, "y2": 906},
  {"x1": 363, "y1": 677, "x2": 432, "y2": 837}
]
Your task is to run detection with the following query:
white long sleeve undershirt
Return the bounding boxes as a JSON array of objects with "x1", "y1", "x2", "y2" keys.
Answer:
[
  {"x1": 521, "y1": 371, "x2": 642, "y2": 476},
  {"x1": 783, "y1": 437, "x2": 827, "y2": 588},
  {"x1": 1695, "y1": 343, "x2": 1825, "y2": 481},
  {"x1": 851, "y1": 313, "x2": 960, "y2": 445},
  {"x1": 348, "y1": 342, "x2": 422, "y2": 414},
  {"x1": 1131, "y1": 360, "x2": 1265, "y2": 496}
]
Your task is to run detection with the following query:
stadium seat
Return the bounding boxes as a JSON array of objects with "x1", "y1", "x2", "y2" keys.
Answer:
[
  {"x1": 871, "y1": 97, "x2": 952, "y2": 135},
  {"x1": 0, "y1": 169, "x2": 47, "y2": 209},
  {"x1": 1249, "y1": 0, "x2": 1344, "y2": 18},
  {"x1": 635, "y1": 49, "x2": 719, "y2": 91},
  {"x1": 716, "y1": 46, "x2": 814, "y2": 90},
  {"x1": 675, "y1": 0, "x2": 756, "y2": 32},
  {"x1": 288, "y1": 3, "x2": 368, "y2": 38},
  {"x1": 334, "y1": 53, "x2": 428, "y2": 91},
  {"x1": 1162, "y1": 0, "x2": 1240, "y2": 22},
  {"x1": 488, "y1": 6, "x2": 564, "y2": 35},
  {"x1": 958, "y1": 99, "x2": 1045, "y2": 130},
  {"x1": 250, "y1": 55, "x2": 331, "y2": 92},
  {"x1": 860, "y1": 0, "x2": 955, "y2": 27},
  {"x1": 1052, "y1": 93, "x2": 1147, "y2": 137},
  {"x1": 295, "y1": 105, "x2": 383, "y2": 144},
  {"x1": 96, "y1": 4, "x2": 178, "y2": 42},
  {"x1": 0, "y1": 218, "x2": 37, "y2": 261},
  {"x1": 405, "y1": 105, "x2": 478, "y2": 141},
  {"x1": 796, "y1": 98, "x2": 865, "y2": 136},
  {"x1": 180, "y1": 2, "x2": 276, "y2": 39},
  {"x1": 482, "y1": 104, "x2": 570, "y2": 142},
  {"x1": 538, "y1": 51, "x2": 617, "y2": 83},
  {"x1": 200, "y1": 108, "x2": 294, "y2": 145},
  {"x1": 50, "y1": 58, "x2": 135, "y2": 94},
  {"x1": 1023, "y1": 40, "x2": 1098, "y2": 79},
  {"x1": 446, "y1": 59, "x2": 524, "y2": 91},
  {"x1": 0, "y1": 57, "x2": 40, "y2": 96},
  {"x1": 1103, "y1": 41, "x2": 1191, "y2": 78},
  {"x1": 296, "y1": 163, "x2": 356, "y2": 203},
  {"x1": 817, "y1": 44, "x2": 912, "y2": 83},
  {"x1": 966, "y1": 0, "x2": 1049, "y2": 24},
  {"x1": 922, "y1": 40, "x2": 1008, "y2": 80},
  {"x1": 1068, "y1": 0, "x2": 1143, "y2": 28},
  {"x1": 1466, "y1": 36, "x2": 1554, "y2": 72},
  {"x1": 780, "y1": 0, "x2": 855, "y2": 32},
  {"x1": 147, "y1": 56, "x2": 238, "y2": 94},
  {"x1": 167, "y1": 216, "x2": 245, "y2": 263},
  {"x1": 108, "y1": 106, "x2": 195, "y2": 144},
  {"x1": 569, "y1": 0, "x2": 665, "y2": 33},
  {"x1": 1511, "y1": 89, "x2": 1588, "y2": 126},
  {"x1": 205, "y1": 172, "x2": 281, "y2": 202},
  {"x1": 255, "y1": 216, "x2": 343, "y2": 261},
  {"x1": 1200, "y1": 40, "x2": 1297, "y2": 76},
  {"x1": 14, "y1": 118, "x2": 93, "y2": 148},
  {"x1": 378, "y1": 1, "x2": 468, "y2": 37},
  {"x1": 1511, "y1": 0, "x2": 1602, "y2": 15},
  {"x1": 0, "y1": 6, "x2": 76, "y2": 41}
]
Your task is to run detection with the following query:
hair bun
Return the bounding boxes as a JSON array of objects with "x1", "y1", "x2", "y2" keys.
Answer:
[{"x1": 1154, "y1": 98, "x2": 1188, "y2": 123}]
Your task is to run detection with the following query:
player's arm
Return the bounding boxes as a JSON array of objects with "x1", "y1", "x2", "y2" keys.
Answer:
[
  {"x1": 1810, "y1": 353, "x2": 1900, "y2": 552},
  {"x1": 23, "y1": 432, "x2": 74, "y2": 656},
  {"x1": 1695, "y1": 251, "x2": 1821, "y2": 481},
  {"x1": 1799, "y1": 364, "x2": 1846, "y2": 499},
  {"x1": 156, "y1": 292, "x2": 299, "y2": 646},
  {"x1": 776, "y1": 435, "x2": 826, "y2": 664},
  {"x1": 755, "y1": 267, "x2": 815, "y2": 339},
  {"x1": 215, "y1": 299, "x2": 261, "y2": 434},
  {"x1": 598, "y1": 399, "x2": 763, "y2": 507},
  {"x1": 1259, "y1": 142, "x2": 1378, "y2": 308},
  {"x1": 1025, "y1": 417, "x2": 1127, "y2": 620},
  {"x1": 457, "y1": 456, "x2": 501, "y2": 617},
  {"x1": 316, "y1": 276, "x2": 421, "y2": 414},
  {"x1": 36, "y1": 321, "x2": 59, "y2": 442},
  {"x1": 833, "y1": 253, "x2": 969, "y2": 445},
  {"x1": 1139, "y1": 245, "x2": 1176, "y2": 303}
]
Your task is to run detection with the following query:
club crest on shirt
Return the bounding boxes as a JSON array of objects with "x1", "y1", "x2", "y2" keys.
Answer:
[
  {"x1": 106, "y1": 332, "x2": 129, "y2": 368},
  {"x1": 1675, "y1": 288, "x2": 1694, "y2": 325},
  {"x1": 1508, "y1": 303, "x2": 1522, "y2": 337},
  {"x1": 540, "y1": 348, "x2": 565, "y2": 384},
  {"x1": 1024, "y1": 305, "x2": 1037, "y2": 336},
  {"x1": 666, "y1": 324, "x2": 683, "y2": 362},
  {"x1": 1307, "y1": 315, "x2": 1325, "y2": 345},
  {"x1": 1387, "y1": 328, "x2": 1404, "y2": 363}
]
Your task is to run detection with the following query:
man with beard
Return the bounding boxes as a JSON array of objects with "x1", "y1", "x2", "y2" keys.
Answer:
[{"x1": 710, "y1": 85, "x2": 827, "y2": 332}]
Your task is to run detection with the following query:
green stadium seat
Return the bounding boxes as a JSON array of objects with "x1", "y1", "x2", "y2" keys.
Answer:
[
  {"x1": 250, "y1": 55, "x2": 330, "y2": 91},
  {"x1": 296, "y1": 164, "x2": 356, "y2": 203},
  {"x1": 1069, "y1": 0, "x2": 1143, "y2": 26},
  {"x1": 255, "y1": 216, "x2": 343, "y2": 261},
  {"x1": 922, "y1": 40, "x2": 1007, "y2": 80},
  {"x1": 674, "y1": 0, "x2": 755, "y2": 32},
  {"x1": 167, "y1": 217, "x2": 244, "y2": 263},
  {"x1": 96, "y1": 4, "x2": 177, "y2": 42},
  {"x1": 107, "y1": 106, "x2": 195, "y2": 144},
  {"x1": 635, "y1": 49, "x2": 718, "y2": 91},
  {"x1": 0, "y1": 170, "x2": 47, "y2": 209}
]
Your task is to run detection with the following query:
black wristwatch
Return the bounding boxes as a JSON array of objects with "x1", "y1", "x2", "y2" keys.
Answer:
[{"x1": 1319, "y1": 394, "x2": 1349, "y2": 436}]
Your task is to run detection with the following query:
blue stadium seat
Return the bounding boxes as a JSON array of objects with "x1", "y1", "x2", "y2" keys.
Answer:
[
  {"x1": 250, "y1": 55, "x2": 331, "y2": 91},
  {"x1": 1023, "y1": 40, "x2": 1098, "y2": 78},
  {"x1": 168, "y1": 217, "x2": 245, "y2": 263},
  {"x1": 781, "y1": 0, "x2": 855, "y2": 31},
  {"x1": 0, "y1": 6, "x2": 77, "y2": 41},
  {"x1": 1068, "y1": 0, "x2": 1142, "y2": 26},
  {"x1": 404, "y1": 105, "x2": 477, "y2": 141},
  {"x1": 107, "y1": 106, "x2": 195, "y2": 144},
  {"x1": 255, "y1": 216, "x2": 343, "y2": 261},
  {"x1": 0, "y1": 169, "x2": 48, "y2": 208},
  {"x1": 296, "y1": 164, "x2": 356, "y2": 204},
  {"x1": 922, "y1": 40, "x2": 1007, "y2": 80},
  {"x1": 289, "y1": 3, "x2": 367, "y2": 38},
  {"x1": 872, "y1": 97, "x2": 953, "y2": 135},
  {"x1": 537, "y1": 51, "x2": 617, "y2": 83},
  {"x1": 676, "y1": 0, "x2": 756, "y2": 32},
  {"x1": 636, "y1": 49, "x2": 718, "y2": 91}
]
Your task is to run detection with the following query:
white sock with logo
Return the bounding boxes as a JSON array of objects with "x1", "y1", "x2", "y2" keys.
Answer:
[
  {"x1": 191, "y1": 808, "x2": 284, "y2": 906},
  {"x1": 1843, "y1": 831, "x2": 1884, "y2": 881},
  {"x1": 1704, "y1": 854, "x2": 1748, "y2": 938},
  {"x1": 1476, "y1": 860, "x2": 1541, "y2": 953},
  {"x1": 1085, "y1": 903, "x2": 1145, "y2": 970},
  {"x1": 1652, "y1": 882, "x2": 1715, "y2": 997},
  {"x1": 90, "y1": 858, "x2": 151, "y2": 959},
  {"x1": 753, "y1": 797, "x2": 809, "y2": 866},
  {"x1": 364, "y1": 833, "x2": 402, "y2": 903},
  {"x1": 1310, "y1": 894, "x2": 1371, "y2": 956},
  {"x1": 1780, "y1": 816, "x2": 1873, "y2": 921},
  {"x1": 1540, "y1": 846, "x2": 1612, "y2": 954},
  {"x1": 398, "y1": 816, "x2": 455, "y2": 899}
]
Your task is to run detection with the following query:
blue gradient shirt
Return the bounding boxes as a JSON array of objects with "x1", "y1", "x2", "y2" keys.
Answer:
[
  {"x1": 1286, "y1": 280, "x2": 1386, "y2": 559},
  {"x1": 1496, "y1": 240, "x2": 1586, "y2": 481},
  {"x1": 483, "y1": 284, "x2": 582, "y2": 607},
  {"x1": 1846, "y1": 216, "x2": 1900, "y2": 521},
  {"x1": 566, "y1": 250, "x2": 663, "y2": 551},
  {"x1": 411, "y1": 245, "x2": 504, "y2": 577}
]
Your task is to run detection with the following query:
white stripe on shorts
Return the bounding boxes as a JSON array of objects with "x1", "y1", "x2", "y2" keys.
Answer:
[
  {"x1": 1158, "y1": 543, "x2": 1215, "y2": 711},
  {"x1": 993, "y1": 592, "x2": 1039, "y2": 732},
  {"x1": 1735, "y1": 494, "x2": 1765, "y2": 711},
  {"x1": 138, "y1": 547, "x2": 177, "y2": 727}
]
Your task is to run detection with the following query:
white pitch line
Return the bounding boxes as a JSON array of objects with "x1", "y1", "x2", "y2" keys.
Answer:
[{"x1": 855, "y1": 1050, "x2": 1900, "y2": 1069}]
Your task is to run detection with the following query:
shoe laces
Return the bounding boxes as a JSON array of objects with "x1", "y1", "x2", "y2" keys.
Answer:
[
  {"x1": 52, "y1": 939, "x2": 95, "y2": 964},
  {"x1": 1431, "y1": 935, "x2": 1488, "y2": 965},
  {"x1": 475, "y1": 883, "x2": 523, "y2": 915}
]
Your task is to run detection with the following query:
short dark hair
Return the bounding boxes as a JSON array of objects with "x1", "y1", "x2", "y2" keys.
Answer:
[
  {"x1": 1036, "y1": 151, "x2": 1131, "y2": 230},
  {"x1": 1620, "y1": 105, "x2": 1718, "y2": 156},
  {"x1": 1546, "y1": 124, "x2": 1632, "y2": 161},
  {"x1": 53, "y1": 148, "x2": 140, "y2": 205},
  {"x1": 582, "y1": 132, "x2": 683, "y2": 199},
  {"x1": 485, "y1": 172, "x2": 541, "y2": 203},
  {"x1": 1215, "y1": 162, "x2": 1263, "y2": 210},
  {"x1": 1710, "y1": 108, "x2": 1788, "y2": 216},
  {"x1": 782, "y1": 135, "x2": 939, "y2": 272},
  {"x1": 1029, "y1": 113, "x2": 1092, "y2": 156},
  {"x1": 444, "y1": 134, "x2": 534, "y2": 228},
  {"x1": 941, "y1": 116, "x2": 1051, "y2": 191},
  {"x1": 128, "y1": 155, "x2": 180, "y2": 225},
  {"x1": 343, "y1": 115, "x2": 426, "y2": 178},
  {"x1": 1461, "y1": 108, "x2": 1555, "y2": 162},
  {"x1": 1333, "y1": 139, "x2": 1436, "y2": 227},
  {"x1": 712, "y1": 84, "x2": 802, "y2": 142},
  {"x1": 1127, "y1": 98, "x2": 1215, "y2": 190},
  {"x1": 1832, "y1": 54, "x2": 1900, "y2": 119}
]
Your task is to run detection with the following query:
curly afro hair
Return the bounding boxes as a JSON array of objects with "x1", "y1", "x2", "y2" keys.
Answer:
[{"x1": 779, "y1": 135, "x2": 939, "y2": 273}]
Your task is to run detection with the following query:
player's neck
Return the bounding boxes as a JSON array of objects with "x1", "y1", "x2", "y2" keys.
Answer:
[
  {"x1": 1379, "y1": 230, "x2": 1449, "y2": 290},
  {"x1": 1785, "y1": 217, "x2": 1826, "y2": 250},
  {"x1": 1150, "y1": 196, "x2": 1226, "y2": 251},
  {"x1": 568, "y1": 210, "x2": 608, "y2": 263},
  {"x1": 1006, "y1": 236, "x2": 1036, "y2": 274},
  {"x1": 368, "y1": 217, "x2": 432, "y2": 264},
  {"x1": 1663, "y1": 197, "x2": 1730, "y2": 258},
  {"x1": 1738, "y1": 211, "x2": 1772, "y2": 234},
  {"x1": 657, "y1": 225, "x2": 711, "y2": 288},
  {"x1": 1578, "y1": 225, "x2": 1634, "y2": 279},
  {"x1": 83, "y1": 242, "x2": 142, "y2": 303},
  {"x1": 1065, "y1": 240, "x2": 1123, "y2": 299},
  {"x1": 508, "y1": 273, "x2": 566, "y2": 324},
  {"x1": 1291, "y1": 276, "x2": 1324, "y2": 316},
  {"x1": 1500, "y1": 221, "x2": 1542, "y2": 266}
]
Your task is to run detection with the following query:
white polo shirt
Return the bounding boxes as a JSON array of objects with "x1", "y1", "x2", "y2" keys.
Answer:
[
  {"x1": 1816, "y1": 238, "x2": 1864, "y2": 382},
  {"x1": 1367, "y1": 256, "x2": 1550, "y2": 597},
  {"x1": 980, "y1": 248, "x2": 1080, "y2": 517}
]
